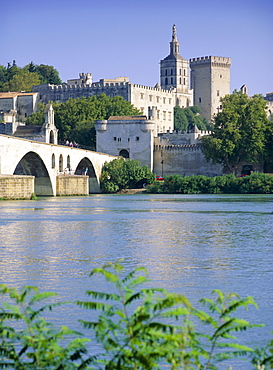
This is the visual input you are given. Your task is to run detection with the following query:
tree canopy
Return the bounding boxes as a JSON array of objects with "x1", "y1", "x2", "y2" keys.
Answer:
[
  {"x1": 201, "y1": 91, "x2": 269, "y2": 174},
  {"x1": 174, "y1": 105, "x2": 211, "y2": 131},
  {"x1": 100, "y1": 157, "x2": 156, "y2": 193},
  {"x1": 0, "y1": 61, "x2": 62, "y2": 92},
  {"x1": 26, "y1": 94, "x2": 142, "y2": 149}
]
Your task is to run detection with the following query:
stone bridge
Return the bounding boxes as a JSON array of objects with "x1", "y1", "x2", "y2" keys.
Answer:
[{"x1": 0, "y1": 134, "x2": 116, "y2": 196}]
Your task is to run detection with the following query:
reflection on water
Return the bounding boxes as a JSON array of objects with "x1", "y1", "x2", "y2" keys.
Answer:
[{"x1": 0, "y1": 194, "x2": 273, "y2": 368}]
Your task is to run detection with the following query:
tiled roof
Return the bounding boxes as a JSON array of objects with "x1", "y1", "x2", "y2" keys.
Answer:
[
  {"x1": 0, "y1": 92, "x2": 38, "y2": 98},
  {"x1": 13, "y1": 125, "x2": 42, "y2": 137}
]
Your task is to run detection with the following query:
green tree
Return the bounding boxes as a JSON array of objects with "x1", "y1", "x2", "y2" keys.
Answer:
[
  {"x1": 201, "y1": 91, "x2": 268, "y2": 175},
  {"x1": 35, "y1": 64, "x2": 62, "y2": 85},
  {"x1": 26, "y1": 94, "x2": 141, "y2": 148},
  {"x1": 174, "y1": 106, "x2": 188, "y2": 131},
  {"x1": 4, "y1": 70, "x2": 41, "y2": 92},
  {"x1": 100, "y1": 157, "x2": 155, "y2": 193},
  {"x1": 174, "y1": 105, "x2": 211, "y2": 131}
]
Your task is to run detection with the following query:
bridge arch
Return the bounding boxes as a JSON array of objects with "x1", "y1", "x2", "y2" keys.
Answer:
[
  {"x1": 74, "y1": 157, "x2": 99, "y2": 193},
  {"x1": 13, "y1": 151, "x2": 54, "y2": 196}
]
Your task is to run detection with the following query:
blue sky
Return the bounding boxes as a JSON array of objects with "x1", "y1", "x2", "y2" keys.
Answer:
[{"x1": 2, "y1": 0, "x2": 273, "y2": 97}]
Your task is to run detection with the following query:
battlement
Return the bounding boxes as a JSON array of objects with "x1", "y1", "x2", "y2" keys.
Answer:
[
  {"x1": 189, "y1": 56, "x2": 231, "y2": 67},
  {"x1": 132, "y1": 83, "x2": 171, "y2": 94},
  {"x1": 154, "y1": 143, "x2": 202, "y2": 152}
]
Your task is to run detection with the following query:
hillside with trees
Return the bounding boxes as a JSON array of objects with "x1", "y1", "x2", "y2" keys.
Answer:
[
  {"x1": 0, "y1": 60, "x2": 62, "y2": 92},
  {"x1": 26, "y1": 94, "x2": 142, "y2": 149}
]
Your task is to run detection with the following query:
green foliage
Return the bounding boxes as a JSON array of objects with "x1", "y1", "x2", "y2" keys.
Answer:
[
  {"x1": 26, "y1": 94, "x2": 141, "y2": 148},
  {"x1": 100, "y1": 157, "x2": 156, "y2": 193},
  {"x1": 174, "y1": 106, "x2": 211, "y2": 131},
  {"x1": 146, "y1": 173, "x2": 273, "y2": 194},
  {"x1": 0, "y1": 284, "x2": 90, "y2": 369},
  {"x1": 0, "y1": 61, "x2": 62, "y2": 92},
  {"x1": 1, "y1": 262, "x2": 273, "y2": 369},
  {"x1": 201, "y1": 91, "x2": 269, "y2": 175},
  {"x1": 3, "y1": 70, "x2": 41, "y2": 92}
]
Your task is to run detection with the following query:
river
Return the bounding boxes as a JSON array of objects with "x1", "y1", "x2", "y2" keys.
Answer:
[{"x1": 0, "y1": 193, "x2": 273, "y2": 368}]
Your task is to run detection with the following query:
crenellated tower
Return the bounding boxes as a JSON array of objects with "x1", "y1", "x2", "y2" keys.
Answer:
[{"x1": 190, "y1": 56, "x2": 231, "y2": 121}]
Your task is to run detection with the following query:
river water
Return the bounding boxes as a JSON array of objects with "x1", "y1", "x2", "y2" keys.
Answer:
[{"x1": 0, "y1": 193, "x2": 273, "y2": 368}]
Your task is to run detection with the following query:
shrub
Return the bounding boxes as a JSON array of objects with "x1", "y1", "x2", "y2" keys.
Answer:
[
  {"x1": 100, "y1": 158, "x2": 155, "y2": 193},
  {"x1": 1, "y1": 262, "x2": 273, "y2": 369}
]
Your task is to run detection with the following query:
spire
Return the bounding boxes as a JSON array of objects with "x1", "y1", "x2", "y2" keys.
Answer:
[{"x1": 170, "y1": 24, "x2": 179, "y2": 55}]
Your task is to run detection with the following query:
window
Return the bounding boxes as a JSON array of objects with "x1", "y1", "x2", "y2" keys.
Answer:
[
  {"x1": 220, "y1": 75, "x2": 222, "y2": 78},
  {"x1": 163, "y1": 97, "x2": 166, "y2": 104},
  {"x1": 171, "y1": 69, "x2": 173, "y2": 75},
  {"x1": 184, "y1": 69, "x2": 186, "y2": 76},
  {"x1": 199, "y1": 97, "x2": 202, "y2": 103},
  {"x1": 114, "y1": 137, "x2": 117, "y2": 141},
  {"x1": 52, "y1": 154, "x2": 55, "y2": 169},
  {"x1": 163, "y1": 111, "x2": 166, "y2": 120},
  {"x1": 183, "y1": 78, "x2": 186, "y2": 85},
  {"x1": 149, "y1": 95, "x2": 153, "y2": 102},
  {"x1": 165, "y1": 77, "x2": 168, "y2": 85},
  {"x1": 180, "y1": 78, "x2": 182, "y2": 84},
  {"x1": 128, "y1": 138, "x2": 130, "y2": 142},
  {"x1": 140, "y1": 93, "x2": 144, "y2": 99},
  {"x1": 168, "y1": 112, "x2": 171, "y2": 121},
  {"x1": 136, "y1": 136, "x2": 139, "y2": 141},
  {"x1": 156, "y1": 96, "x2": 160, "y2": 103},
  {"x1": 217, "y1": 90, "x2": 220, "y2": 97},
  {"x1": 179, "y1": 69, "x2": 182, "y2": 75},
  {"x1": 157, "y1": 110, "x2": 160, "y2": 119},
  {"x1": 169, "y1": 98, "x2": 172, "y2": 104},
  {"x1": 165, "y1": 70, "x2": 168, "y2": 76},
  {"x1": 171, "y1": 77, "x2": 173, "y2": 84},
  {"x1": 67, "y1": 155, "x2": 70, "y2": 169}
]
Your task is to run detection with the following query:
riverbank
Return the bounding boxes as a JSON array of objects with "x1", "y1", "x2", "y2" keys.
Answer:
[{"x1": 118, "y1": 188, "x2": 147, "y2": 194}]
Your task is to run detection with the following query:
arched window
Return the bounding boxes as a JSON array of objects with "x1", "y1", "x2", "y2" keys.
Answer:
[
  {"x1": 184, "y1": 69, "x2": 186, "y2": 76},
  {"x1": 165, "y1": 77, "x2": 168, "y2": 85},
  {"x1": 165, "y1": 70, "x2": 167, "y2": 76},
  {"x1": 180, "y1": 78, "x2": 182, "y2": 84},
  {"x1": 119, "y1": 149, "x2": 129, "y2": 159},
  {"x1": 52, "y1": 153, "x2": 55, "y2": 169},
  {"x1": 171, "y1": 77, "x2": 173, "y2": 84},
  {"x1": 49, "y1": 130, "x2": 54, "y2": 144},
  {"x1": 67, "y1": 155, "x2": 70, "y2": 169},
  {"x1": 59, "y1": 154, "x2": 63, "y2": 173},
  {"x1": 170, "y1": 69, "x2": 173, "y2": 75}
]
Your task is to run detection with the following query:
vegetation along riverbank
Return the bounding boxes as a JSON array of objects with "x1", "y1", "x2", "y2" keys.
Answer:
[{"x1": 1, "y1": 261, "x2": 273, "y2": 369}]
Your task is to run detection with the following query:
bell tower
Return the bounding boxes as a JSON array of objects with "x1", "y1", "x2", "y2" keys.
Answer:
[{"x1": 160, "y1": 25, "x2": 193, "y2": 107}]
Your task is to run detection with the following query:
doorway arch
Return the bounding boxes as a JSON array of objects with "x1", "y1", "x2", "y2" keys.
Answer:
[{"x1": 119, "y1": 149, "x2": 129, "y2": 159}]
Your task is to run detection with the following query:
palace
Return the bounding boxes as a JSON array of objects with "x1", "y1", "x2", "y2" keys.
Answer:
[{"x1": 32, "y1": 25, "x2": 231, "y2": 134}]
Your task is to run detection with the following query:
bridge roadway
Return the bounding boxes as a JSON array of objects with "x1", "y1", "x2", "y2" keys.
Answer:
[{"x1": 0, "y1": 134, "x2": 116, "y2": 196}]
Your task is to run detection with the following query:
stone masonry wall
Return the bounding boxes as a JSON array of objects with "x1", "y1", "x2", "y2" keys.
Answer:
[
  {"x1": 0, "y1": 175, "x2": 34, "y2": 199},
  {"x1": 56, "y1": 175, "x2": 88, "y2": 196},
  {"x1": 153, "y1": 145, "x2": 223, "y2": 177}
]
